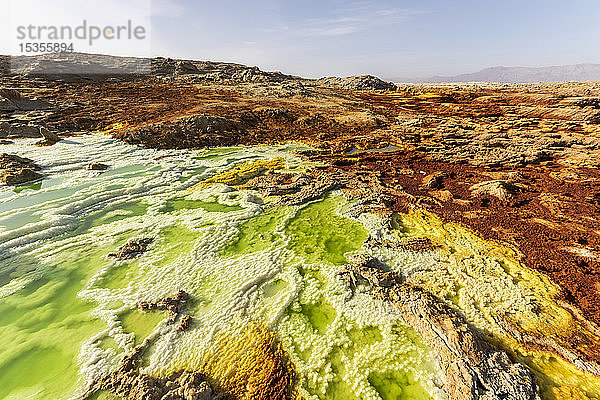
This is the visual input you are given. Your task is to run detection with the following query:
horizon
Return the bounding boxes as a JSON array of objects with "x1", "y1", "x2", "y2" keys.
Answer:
[
  {"x1": 5, "y1": 52, "x2": 600, "y2": 83},
  {"x1": 3, "y1": 0, "x2": 600, "y2": 80}
]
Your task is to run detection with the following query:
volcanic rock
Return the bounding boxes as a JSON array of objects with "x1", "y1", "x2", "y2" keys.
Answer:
[
  {"x1": 108, "y1": 237, "x2": 154, "y2": 260},
  {"x1": 35, "y1": 126, "x2": 60, "y2": 146},
  {"x1": 470, "y1": 180, "x2": 517, "y2": 202},
  {"x1": 341, "y1": 254, "x2": 540, "y2": 400},
  {"x1": 317, "y1": 75, "x2": 397, "y2": 91},
  {"x1": 421, "y1": 171, "x2": 448, "y2": 189},
  {"x1": 87, "y1": 162, "x2": 109, "y2": 171},
  {"x1": 91, "y1": 344, "x2": 218, "y2": 400},
  {"x1": 0, "y1": 122, "x2": 43, "y2": 139},
  {"x1": 366, "y1": 236, "x2": 439, "y2": 251},
  {"x1": 0, "y1": 153, "x2": 42, "y2": 185},
  {"x1": 0, "y1": 88, "x2": 53, "y2": 111},
  {"x1": 139, "y1": 290, "x2": 189, "y2": 324},
  {"x1": 175, "y1": 60, "x2": 200, "y2": 75},
  {"x1": 117, "y1": 115, "x2": 243, "y2": 149}
]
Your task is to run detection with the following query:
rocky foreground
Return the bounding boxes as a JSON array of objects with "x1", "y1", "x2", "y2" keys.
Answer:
[{"x1": 2, "y1": 53, "x2": 600, "y2": 399}]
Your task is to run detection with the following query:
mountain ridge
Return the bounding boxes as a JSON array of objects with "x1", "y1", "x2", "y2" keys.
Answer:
[{"x1": 393, "y1": 63, "x2": 600, "y2": 84}]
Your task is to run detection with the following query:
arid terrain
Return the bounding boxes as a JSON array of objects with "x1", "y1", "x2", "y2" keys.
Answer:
[{"x1": 2, "y1": 53, "x2": 600, "y2": 400}]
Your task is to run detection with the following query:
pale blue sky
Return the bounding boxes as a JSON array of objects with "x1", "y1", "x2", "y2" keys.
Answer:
[{"x1": 151, "y1": 0, "x2": 600, "y2": 79}]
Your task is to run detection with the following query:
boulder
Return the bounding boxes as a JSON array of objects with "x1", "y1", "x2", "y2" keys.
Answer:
[
  {"x1": 0, "y1": 122, "x2": 43, "y2": 139},
  {"x1": 1, "y1": 167, "x2": 42, "y2": 185},
  {"x1": 35, "y1": 126, "x2": 60, "y2": 146},
  {"x1": 421, "y1": 171, "x2": 448, "y2": 189},
  {"x1": 108, "y1": 237, "x2": 154, "y2": 260},
  {"x1": 87, "y1": 162, "x2": 109, "y2": 171},
  {"x1": 0, "y1": 153, "x2": 42, "y2": 185},
  {"x1": 470, "y1": 180, "x2": 516, "y2": 202}
]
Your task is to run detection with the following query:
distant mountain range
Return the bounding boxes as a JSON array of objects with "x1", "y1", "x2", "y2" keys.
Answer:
[{"x1": 392, "y1": 63, "x2": 600, "y2": 84}]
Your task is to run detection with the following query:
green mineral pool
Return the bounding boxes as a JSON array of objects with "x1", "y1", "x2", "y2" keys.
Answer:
[{"x1": 0, "y1": 134, "x2": 444, "y2": 400}]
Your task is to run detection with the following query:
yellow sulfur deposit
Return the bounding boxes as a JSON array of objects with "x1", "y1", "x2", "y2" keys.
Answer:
[
  {"x1": 190, "y1": 157, "x2": 286, "y2": 191},
  {"x1": 100, "y1": 122, "x2": 129, "y2": 133},
  {"x1": 414, "y1": 93, "x2": 445, "y2": 100},
  {"x1": 193, "y1": 322, "x2": 298, "y2": 400},
  {"x1": 389, "y1": 209, "x2": 600, "y2": 399}
]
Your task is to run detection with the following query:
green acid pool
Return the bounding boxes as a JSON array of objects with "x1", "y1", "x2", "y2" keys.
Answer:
[{"x1": 0, "y1": 134, "x2": 444, "y2": 400}]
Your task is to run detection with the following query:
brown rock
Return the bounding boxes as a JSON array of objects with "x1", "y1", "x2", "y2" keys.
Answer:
[
  {"x1": 365, "y1": 236, "x2": 439, "y2": 251},
  {"x1": 430, "y1": 189, "x2": 454, "y2": 202},
  {"x1": 35, "y1": 126, "x2": 60, "y2": 146},
  {"x1": 88, "y1": 290, "x2": 215, "y2": 399},
  {"x1": 317, "y1": 75, "x2": 397, "y2": 91},
  {"x1": 1, "y1": 167, "x2": 41, "y2": 185},
  {"x1": 108, "y1": 237, "x2": 154, "y2": 260},
  {"x1": 0, "y1": 153, "x2": 42, "y2": 185},
  {"x1": 0, "y1": 88, "x2": 53, "y2": 111},
  {"x1": 88, "y1": 162, "x2": 109, "y2": 171},
  {"x1": 0, "y1": 122, "x2": 42, "y2": 139},
  {"x1": 421, "y1": 171, "x2": 448, "y2": 189},
  {"x1": 469, "y1": 180, "x2": 517, "y2": 202},
  {"x1": 340, "y1": 254, "x2": 540, "y2": 400},
  {"x1": 139, "y1": 290, "x2": 189, "y2": 324}
]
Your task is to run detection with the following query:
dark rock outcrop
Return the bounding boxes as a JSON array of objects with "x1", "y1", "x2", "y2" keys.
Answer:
[
  {"x1": 139, "y1": 290, "x2": 189, "y2": 324},
  {"x1": 365, "y1": 236, "x2": 439, "y2": 251},
  {"x1": 87, "y1": 290, "x2": 211, "y2": 399},
  {"x1": 116, "y1": 115, "x2": 243, "y2": 149},
  {"x1": 0, "y1": 122, "x2": 43, "y2": 139},
  {"x1": 91, "y1": 342, "x2": 218, "y2": 400},
  {"x1": 0, "y1": 88, "x2": 53, "y2": 112},
  {"x1": 87, "y1": 162, "x2": 109, "y2": 171},
  {"x1": 0, "y1": 153, "x2": 42, "y2": 185},
  {"x1": 35, "y1": 126, "x2": 60, "y2": 146},
  {"x1": 317, "y1": 75, "x2": 397, "y2": 91},
  {"x1": 108, "y1": 237, "x2": 154, "y2": 260}
]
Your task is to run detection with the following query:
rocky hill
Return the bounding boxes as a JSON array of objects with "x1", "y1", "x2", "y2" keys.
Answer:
[{"x1": 2, "y1": 53, "x2": 400, "y2": 91}]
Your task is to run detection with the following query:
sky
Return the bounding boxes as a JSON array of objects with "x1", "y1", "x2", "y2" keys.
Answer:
[
  {"x1": 3, "y1": 0, "x2": 600, "y2": 79},
  {"x1": 148, "y1": 0, "x2": 600, "y2": 79}
]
